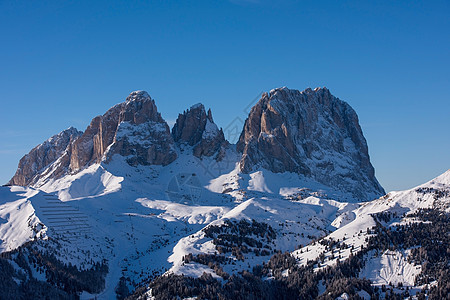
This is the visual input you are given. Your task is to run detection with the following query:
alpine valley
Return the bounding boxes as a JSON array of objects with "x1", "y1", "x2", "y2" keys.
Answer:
[{"x1": 0, "y1": 88, "x2": 448, "y2": 300}]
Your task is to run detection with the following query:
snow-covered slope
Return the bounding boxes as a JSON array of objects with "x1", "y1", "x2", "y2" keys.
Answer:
[
  {"x1": 0, "y1": 186, "x2": 45, "y2": 252},
  {"x1": 359, "y1": 249, "x2": 422, "y2": 287},
  {"x1": 1, "y1": 155, "x2": 448, "y2": 299},
  {"x1": 292, "y1": 169, "x2": 450, "y2": 288},
  {"x1": 0, "y1": 146, "x2": 370, "y2": 298}
]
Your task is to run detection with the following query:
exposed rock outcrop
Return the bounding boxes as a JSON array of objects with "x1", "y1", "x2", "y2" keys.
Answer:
[
  {"x1": 172, "y1": 103, "x2": 227, "y2": 159},
  {"x1": 236, "y1": 87, "x2": 384, "y2": 200},
  {"x1": 9, "y1": 91, "x2": 177, "y2": 186},
  {"x1": 107, "y1": 91, "x2": 177, "y2": 166},
  {"x1": 69, "y1": 103, "x2": 122, "y2": 172},
  {"x1": 8, "y1": 127, "x2": 82, "y2": 186},
  {"x1": 69, "y1": 90, "x2": 177, "y2": 170}
]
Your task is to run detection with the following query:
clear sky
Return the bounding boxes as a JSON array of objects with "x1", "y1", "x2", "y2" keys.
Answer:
[{"x1": 0, "y1": 0, "x2": 449, "y2": 192}]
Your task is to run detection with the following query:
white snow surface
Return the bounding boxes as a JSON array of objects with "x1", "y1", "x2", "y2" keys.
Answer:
[
  {"x1": 360, "y1": 249, "x2": 421, "y2": 286},
  {"x1": 1, "y1": 144, "x2": 448, "y2": 299},
  {"x1": 0, "y1": 186, "x2": 45, "y2": 252},
  {"x1": 202, "y1": 119, "x2": 220, "y2": 140}
]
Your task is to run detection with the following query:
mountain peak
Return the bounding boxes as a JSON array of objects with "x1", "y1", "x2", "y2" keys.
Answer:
[
  {"x1": 314, "y1": 86, "x2": 328, "y2": 92},
  {"x1": 172, "y1": 104, "x2": 227, "y2": 159},
  {"x1": 428, "y1": 169, "x2": 450, "y2": 186},
  {"x1": 190, "y1": 103, "x2": 204, "y2": 110},
  {"x1": 268, "y1": 86, "x2": 329, "y2": 96},
  {"x1": 126, "y1": 90, "x2": 151, "y2": 102},
  {"x1": 69, "y1": 90, "x2": 176, "y2": 170},
  {"x1": 237, "y1": 87, "x2": 384, "y2": 201},
  {"x1": 9, "y1": 87, "x2": 383, "y2": 200}
]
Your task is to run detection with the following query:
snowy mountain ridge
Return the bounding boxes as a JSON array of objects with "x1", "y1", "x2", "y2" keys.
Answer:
[{"x1": 8, "y1": 87, "x2": 383, "y2": 202}]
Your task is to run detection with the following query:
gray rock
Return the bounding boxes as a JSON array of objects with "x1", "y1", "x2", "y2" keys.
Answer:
[
  {"x1": 69, "y1": 90, "x2": 177, "y2": 170},
  {"x1": 9, "y1": 91, "x2": 177, "y2": 186},
  {"x1": 172, "y1": 103, "x2": 228, "y2": 159},
  {"x1": 8, "y1": 127, "x2": 82, "y2": 186},
  {"x1": 236, "y1": 87, "x2": 385, "y2": 201}
]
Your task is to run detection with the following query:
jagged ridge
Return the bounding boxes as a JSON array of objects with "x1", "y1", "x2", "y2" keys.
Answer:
[
  {"x1": 8, "y1": 127, "x2": 82, "y2": 186},
  {"x1": 172, "y1": 103, "x2": 228, "y2": 160},
  {"x1": 8, "y1": 87, "x2": 384, "y2": 203}
]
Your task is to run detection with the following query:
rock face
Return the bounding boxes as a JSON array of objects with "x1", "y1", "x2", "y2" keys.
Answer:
[
  {"x1": 236, "y1": 87, "x2": 384, "y2": 200},
  {"x1": 108, "y1": 91, "x2": 177, "y2": 166},
  {"x1": 9, "y1": 91, "x2": 177, "y2": 186},
  {"x1": 69, "y1": 91, "x2": 176, "y2": 170},
  {"x1": 172, "y1": 103, "x2": 227, "y2": 159},
  {"x1": 8, "y1": 127, "x2": 82, "y2": 186},
  {"x1": 69, "y1": 103, "x2": 122, "y2": 172}
]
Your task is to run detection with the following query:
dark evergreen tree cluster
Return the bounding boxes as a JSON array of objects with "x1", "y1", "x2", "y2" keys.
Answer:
[
  {"x1": 116, "y1": 276, "x2": 131, "y2": 300},
  {"x1": 0, "y1": 240, "x2": 108, "y2": 299},
  {"x1": 0, "y1": 254, "x2": 77, "y2": 299},
  {"x1": 203, "y1": 219, "x2": 276, "y2": 258},
  {"x1": 183, "y1": 253, "x2": 231, "y2": 279},
  {"x1": 415, "y1": 187, "x2": 449, "y2": 200}
]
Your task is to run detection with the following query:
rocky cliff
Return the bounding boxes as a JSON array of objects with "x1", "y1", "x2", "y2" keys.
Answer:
[
  {"x1": 236, "y1": 87, "x2": 384, "y2": 200},
  {"x1": 8, "y1": 127, "x2": 82, "y2": 186},
  {"x1": 172, "y1": 103, "x2": 227, "y2": 159},
  {"x1": 69, "y1": 90, "x2": 177, "y2": 170},
  {"x1": 9, "y1": 91, "x2": 177, "y2": 186}
]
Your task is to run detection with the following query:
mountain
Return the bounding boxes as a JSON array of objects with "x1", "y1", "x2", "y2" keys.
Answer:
[
  {"x1": 237, "y1": 87, "x2": 384, "y2": 201},
  {"x1": 70, "y1": 90, "x2": 177, "y2": 171},
  {"x1": 8, "y1": 127, "x2": 82, "y2": 186},
  {"x1": 172, "y1": 103, "x2": 228, "y2": 159},
  {"x1": 8, "y1": 87, "x2": 383, "y2": 202},
  {"x1": 8, "y1": 91, "x2": 181, "y2": 188},
  {"x1": 2, "y1": 87, "x2": 443, "y2": 299}
]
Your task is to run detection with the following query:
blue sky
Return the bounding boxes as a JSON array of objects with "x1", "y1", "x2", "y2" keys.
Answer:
[{"x1": 0, "y1": 0, "x2": 449, "y2": 192}]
